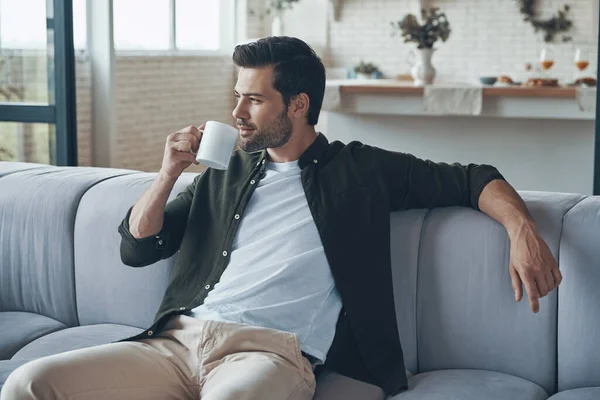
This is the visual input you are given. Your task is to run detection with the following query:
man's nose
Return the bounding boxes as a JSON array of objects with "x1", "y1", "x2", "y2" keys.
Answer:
[{"x1": 232, "y1": 99, "x2": 249, "y2": 120}]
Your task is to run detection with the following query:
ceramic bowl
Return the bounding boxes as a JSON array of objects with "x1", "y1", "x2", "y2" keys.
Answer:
[{"x1": 479, "y1": 76, "x2": 498, "y2": 85}]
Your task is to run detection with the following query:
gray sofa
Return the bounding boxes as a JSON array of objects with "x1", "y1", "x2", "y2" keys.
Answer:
[{"x1": 1, "y1": 161, "x2": 599, "y2": 400}]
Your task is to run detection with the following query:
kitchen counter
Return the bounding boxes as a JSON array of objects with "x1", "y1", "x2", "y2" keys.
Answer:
[
  {"x1": 324, "y1": 80, "x2": 596, "y2": 120},
  {"x1": 339, "y1": 82, "x2": 579, "y2": 98},
  {"x1": 318, "y1": 80, "x2": 597, "y2": 194}
]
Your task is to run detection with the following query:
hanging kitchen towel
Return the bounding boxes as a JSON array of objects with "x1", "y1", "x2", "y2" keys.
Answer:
[
  {"x1": 424, "y1": 85, "x2": 483, "y2": 115},
  {"x1": 322, "y1": 80, "x2": 342, "y2": 111},
  {"x1": 576, "y1": 86, "x2": 597, "y2": 112}
]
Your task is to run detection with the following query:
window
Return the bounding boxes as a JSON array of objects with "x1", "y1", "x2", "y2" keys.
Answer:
[
  {"x1": 175, "y1": 0, "x2": 220, "y2": 51},
  {"x1": 113, "y1": 0, "x2": 235, "y2": 53},
  {"x1": 0, "y1": 0, "x2": 47, "y2": 50},
  {"x1": 114, "y1": 0, "x2": 170, "y2": 50},
  {"x1": 0, "y1": 0, "x2": 87, "y2": 50},
  {"x1": 72, "y1": 0, "x2": 87, "y2": 49}
]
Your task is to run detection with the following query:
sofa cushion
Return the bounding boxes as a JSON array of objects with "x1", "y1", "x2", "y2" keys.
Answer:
[
  {"x1": 10, "y1": 324, "x2": 144, "y2": 361},
  {"x1": 74, "y1": 172, "x2": 196, "y2": 328},
  {"x1": 0, "y1": 360, "x2": 30, "y2": 391},
  {"x1": 0, "y1": 166, "x2": 137, "y2": 327},
  {"x1": 390, "y1": 209, "x2": 428, "y2": 375},
  {"x1": 557, "y1": 196, "x2": 600, "y2": 391},
  {"x1": 0, "y1": 312, "x2": 65, "y2": 360},
  {"x1": 313, "y1": 370, "x2": 386, "y2": 400},
  {"x1": 548, "y1": 387, "x2": 600, "y2": 400},
  {"x1": 0, "y1": 161, "x2": 48, "y2": 178},
  {"x1": 390, "y1": 369, "x2": 548, "y2": 400},
  {"x1": 416, "y1": 192, "x2": 584, "y2": 395}
]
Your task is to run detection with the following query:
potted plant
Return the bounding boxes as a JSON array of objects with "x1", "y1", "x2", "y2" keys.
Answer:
[
  {"x1": 391, "y1": 8, "x2": 451, "y2": 85},
  {"x1": 353, "y1": 61, "x2": 380, "y2": 80}
]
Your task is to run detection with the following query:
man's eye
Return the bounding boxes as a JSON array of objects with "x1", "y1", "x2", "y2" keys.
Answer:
[{"x1": 250, "y1": 97, "x2": 261, "y2": 103}]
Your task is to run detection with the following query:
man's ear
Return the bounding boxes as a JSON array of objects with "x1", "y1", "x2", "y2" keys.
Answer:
[{"x1": 290, "y1": 93, "x2": 310, "y2": 120}]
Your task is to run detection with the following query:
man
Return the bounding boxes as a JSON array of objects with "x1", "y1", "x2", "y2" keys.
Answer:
[{"x1": 2, "y1": 36, "x2": 561, "y2": 400}]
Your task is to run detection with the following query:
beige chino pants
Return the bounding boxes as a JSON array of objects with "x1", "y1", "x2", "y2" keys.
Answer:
[{"x1": 1, "y1": 315, "x2": 316, "y2": 400}]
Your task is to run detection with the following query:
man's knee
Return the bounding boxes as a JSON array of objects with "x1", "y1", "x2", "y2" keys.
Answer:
[{"x1": 1, "y1": 358, "x2": 58, "y2": 400}]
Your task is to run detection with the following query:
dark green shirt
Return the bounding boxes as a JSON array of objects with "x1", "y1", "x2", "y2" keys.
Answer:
[{"x1": 118, "y1": 133, "x2": 504, "y2": 395}]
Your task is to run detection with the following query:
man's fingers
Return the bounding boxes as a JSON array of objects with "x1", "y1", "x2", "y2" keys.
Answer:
[
  {"x1": 171, "y1": 132, "x2": 200, "y2": 153},
  {"x1": 536, "y1": 271, "x2": 550, "y2": 297},
  {"x1": 545, "y1": 269, "x2": 556, "y2": 292},
  {"x1": 171, "y1": 141, "x2": 192, "y2": 153},
  {"x1": 522, "y1": 274, "x2": 541, "y2": 313},
  {"x1": 552, "y1": 267, "x2": 563, "y2": 287},
  {"x1": 172, "y1": 149, "x2": 198, "y2": 165},
  {"x1": 509, "y1": 265, "x2": 523, "y2": 302}
]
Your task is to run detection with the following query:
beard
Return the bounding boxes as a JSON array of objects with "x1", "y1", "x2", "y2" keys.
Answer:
[{"x1": 237, "y1": 109, "x2": 293, "y2": 152}]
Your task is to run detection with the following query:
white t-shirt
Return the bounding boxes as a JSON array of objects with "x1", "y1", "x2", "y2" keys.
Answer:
[{"x1": 189, "y1": 159, "x2": 342, "y2": 364}]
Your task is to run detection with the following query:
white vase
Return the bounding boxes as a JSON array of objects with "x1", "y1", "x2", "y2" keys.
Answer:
[
  {"x1": 271, "y1": 12, "x2": 283, "y2": 36},
  {"x1": 356, "y1": 72, "x2": 372, "y2": 80},
  {"x1": 410, "y1": 48, "x2": 436, "y2": 86}
]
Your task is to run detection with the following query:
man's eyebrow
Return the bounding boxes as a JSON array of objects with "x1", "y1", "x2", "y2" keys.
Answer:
[{"x1": 233, "y1": 90, "x2": 266, "y2": 98}]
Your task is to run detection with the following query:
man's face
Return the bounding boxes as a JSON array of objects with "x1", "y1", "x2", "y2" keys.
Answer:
[{"x1": 232, "y1": 66, "x2": 293, "y2": 152}]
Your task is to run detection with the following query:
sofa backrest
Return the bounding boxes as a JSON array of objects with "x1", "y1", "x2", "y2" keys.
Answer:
[
  {"x1": 390, "y1": 192, "x2": 585, "y2": 395},
  {"x1": 557, "y1": 196, "x2": 600, "y2": 391},
  {"x1": 0, "y1": 165, "x2": 136, "y2": 327},
  {"x1": 73, "y1": 172, "x2": 196, "y2": 328}
]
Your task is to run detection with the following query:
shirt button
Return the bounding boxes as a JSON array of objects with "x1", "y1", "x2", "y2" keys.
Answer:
[
  {"x1": 205, "y1": 284, "x2": 211, "y2": 290},
  {"x1": 262, "y1": 159, "x2": 266, "y2": 164},
  {"x1": 313, "y1": 159, "x2": 318, "y2": 164},
  {"x1": 158, "y1": 240, "x2": 163, "y2": 245},
  {"x1": 250, "y1": 180, "x2": 256, "y2": 185},
  {"x1": 147, "y1": 330, "x2": 154, "y2": 336},
  {"x1": 234, "y1": 214, "x2": 240, "y2": 220},
  {"x1": 222, "y1": 250, "x2": 228, "y2": 257},
  {"x1": 179, "y1": 306, "x2": 186, "y2": 310}
]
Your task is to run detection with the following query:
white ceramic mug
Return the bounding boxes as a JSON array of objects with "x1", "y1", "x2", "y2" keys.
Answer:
[{"x1": 195, "y1": 121, "x2": 238, "y2": 170}]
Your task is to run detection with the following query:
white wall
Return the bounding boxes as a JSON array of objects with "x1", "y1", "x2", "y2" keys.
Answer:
[{"x1": 323, "y1": 112, "x2": 595, "y2": 194}]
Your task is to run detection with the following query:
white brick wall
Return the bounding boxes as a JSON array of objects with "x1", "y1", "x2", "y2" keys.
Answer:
[
  {"x1": 114, "y1": 55, "x2": 235, "y2": 172},
  {"x1": 326, "y1": 0, "x2": 598, "y2": 84}
]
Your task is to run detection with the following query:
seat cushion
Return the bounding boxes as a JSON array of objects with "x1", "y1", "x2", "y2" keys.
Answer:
[
  {"x1": 390, "y1": 370, "x2": 548, "y2": 400},
  {"x1": 10, "y1": 324, "x2": 144, "y2": 361},
  {"x1": 0, "y1": 312, "x2": 66, "y2": 360},
  {"x1": 0, "y1": 360, "x2": 30, "y2": 390},
  {"x1": 557, "y1": 197, "x2": 600, "y2": 391},
  {"x1": 548, "y1": 387, "x2": 600, "y2": 400}
]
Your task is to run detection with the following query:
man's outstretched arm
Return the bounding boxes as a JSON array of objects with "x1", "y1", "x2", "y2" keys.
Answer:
[{"x1": 478, "y1": 179, "x2": 562, "y2": 313}]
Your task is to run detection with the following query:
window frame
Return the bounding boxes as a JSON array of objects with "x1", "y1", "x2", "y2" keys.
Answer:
[{"x1": 114, "y1": 0, "x2": 237, "y2": 57}]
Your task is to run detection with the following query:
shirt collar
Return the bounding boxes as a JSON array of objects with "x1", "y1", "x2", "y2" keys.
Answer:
[{"x1": 255, "y1": 132, "x2": 329, "y2": 170}]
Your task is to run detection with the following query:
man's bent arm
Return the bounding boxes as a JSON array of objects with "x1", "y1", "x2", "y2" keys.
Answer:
[
  {"x1": 478, "y1": 179, "x2": 562, "y2": 313},
  {"x1": 129, "y1": 171, "x2": 178, "y2": 239},
  {"x1": 118, "y1": 173, "x2": 199, "y2": 267}
]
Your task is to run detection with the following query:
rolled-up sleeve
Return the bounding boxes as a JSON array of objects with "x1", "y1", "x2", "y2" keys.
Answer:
[
  {"x1": 377, "y1": 148, "x2": 505, "y2": 212},
  {"x1": 118, "y1": 174, "x2": 200, "y2": 267}
]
